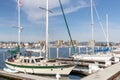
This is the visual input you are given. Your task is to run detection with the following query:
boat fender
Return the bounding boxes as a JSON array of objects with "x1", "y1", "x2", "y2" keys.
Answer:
[{"x1": 56, "y1": 73, "x2": 61, "y2": 80}]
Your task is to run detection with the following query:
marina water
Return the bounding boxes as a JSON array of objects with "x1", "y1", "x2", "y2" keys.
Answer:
[{"x1": 0, "y1": 47, "x2": 110, "y2": 80}]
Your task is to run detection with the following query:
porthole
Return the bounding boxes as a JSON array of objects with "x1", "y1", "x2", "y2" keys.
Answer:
[{"x1": 51, "y1": 69, "x2": 53, "y2": 71}]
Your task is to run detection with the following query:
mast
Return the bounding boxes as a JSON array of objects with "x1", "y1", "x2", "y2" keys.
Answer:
[
  {"x1": 18, "y1": 0, "x2": 21, "y2": 52},
  {"x1": 91, "y1": 0, "x2": 94, "y2": 54},
  {"x1": 106, "y1": 14, "x2": 109, "y2": 47},
  {"x1": 45, "y1": 0, "x2": 48, "y2": 60},
  {"x1": 91, "y1": 0, "x2": 94, "y2": 41}
]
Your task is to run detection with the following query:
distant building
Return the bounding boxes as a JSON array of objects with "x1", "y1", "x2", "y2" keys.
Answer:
[
  {"x1": 20, "y1": 42, "x2": 25, "y2": 48},
  {"x1": 66, "y1": 40, "x2": 79, "y2": 46},
  {"x1": 55, "y1": 40, "x2": 64, "y2": 46},
  {"x1": 88, "y1": 40, "x2": 95, "y2": 47}
]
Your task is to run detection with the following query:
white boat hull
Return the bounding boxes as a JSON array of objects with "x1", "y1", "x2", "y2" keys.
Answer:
[
  {"x1": 3, "y1": 67, "x2": 18, "y2": 73},
  {"x1": 5, "y1": 62, "x2": 74, "y2": 76},
  {"x1": 72, "y1": 54, "x2": 112, "y2": 61}
]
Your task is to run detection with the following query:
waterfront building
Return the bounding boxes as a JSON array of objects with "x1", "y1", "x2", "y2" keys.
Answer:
[
  {"x1": 55, "y1": 40, "x2": 64, "y2": 47},
  {"x1": 66, "y1": 40, "x2": 79, "y2": 47}
]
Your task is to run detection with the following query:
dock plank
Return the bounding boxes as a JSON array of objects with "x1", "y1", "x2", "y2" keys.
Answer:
[
  {"x1": 0, "y1": 70, "x2": 55, "y2": 80},
  {"x1": 81, "y1": 62, "x2": 120, "y2": 80}
]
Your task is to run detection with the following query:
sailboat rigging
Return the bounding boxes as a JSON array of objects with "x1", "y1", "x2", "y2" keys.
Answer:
[
  {"x1": 5, "y1": 0, "x2": 74, "y2": 75},
  {"x1": 71, "y1": 0, "x2": 113, "y2": 62},
  {"x1": 58, "y1": 0, "x2": 76, "y2": 54}
]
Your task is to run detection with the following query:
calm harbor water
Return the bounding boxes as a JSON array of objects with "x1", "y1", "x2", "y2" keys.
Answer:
[{"x1": 0, "y1": 47, "x2": 110, "y2": 80}]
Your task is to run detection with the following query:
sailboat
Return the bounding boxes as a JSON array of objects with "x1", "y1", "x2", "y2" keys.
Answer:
[
  {"x1": 5, "y1": 0, "x2": 74, "y2": 75},
  {"x1": 71, "y1": 0, "x2": 113, "y2": 61}
]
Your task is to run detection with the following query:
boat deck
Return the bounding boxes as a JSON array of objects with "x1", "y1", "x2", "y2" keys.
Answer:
[
  {"x1": 81, "y1": 62, "x2": 120, "y2": 80},
  {"x1": 6, "y1": 60, "x2": 68, "y2": 66}
]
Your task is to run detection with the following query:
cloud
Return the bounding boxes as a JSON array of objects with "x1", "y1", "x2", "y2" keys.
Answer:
[
  {"x1": 52, "y1": 0, "x2": 89, "y2": 16},
  {"x1": 18, "y1": 0, "x2": 90, "y2": 24}
]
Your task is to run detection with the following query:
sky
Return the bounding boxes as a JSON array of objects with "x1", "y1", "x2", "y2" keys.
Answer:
[{"x1": 0, "y1": 0, "x2": 120, "y2": 42}]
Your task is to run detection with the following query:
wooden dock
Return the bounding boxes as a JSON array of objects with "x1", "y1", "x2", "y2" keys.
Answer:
[
  {"x1": 56, "y1": 58, "x2": 111, "y2": 68},
  {"x1": 81, "y1": 62, "x2": 120, "y2": 80},
  {"x1": 0, "y1": 69, "x2": 55, "y2": 80}
]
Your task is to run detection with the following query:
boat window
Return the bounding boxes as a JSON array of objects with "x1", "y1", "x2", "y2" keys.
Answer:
[
  {"x1": 28, "y1": 59, "x2": 29, "y2": 63},
  {"x1": 20, "y1": 59, "x2": 23, "y2": 62},
  {"x1": 51, "y1": 69, "x2": 53, "y2": 71},
  {"x1": 61, "y1": 68, "x2": 63, "y2": 70},
  {"x1": 24, "y1": 59, "x2": 27, "y2": 63},
  {"x1": 35, "y1": 58, "x2": 40, "y2": 62},
  {"x1": 31, "y1": 59, "x2": 34, "y2": 63},
  {"x1": 41, "y1": 58, "x2": 44, "y2": 60}
]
